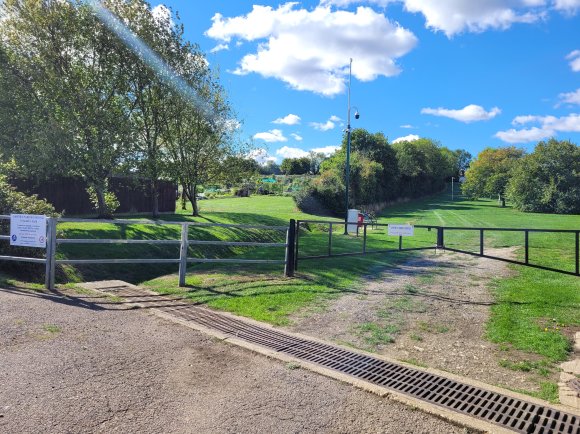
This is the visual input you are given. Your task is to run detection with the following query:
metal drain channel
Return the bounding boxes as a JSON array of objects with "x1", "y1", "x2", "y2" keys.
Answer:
[{"x1": 106, "y1": 287, "x2": 580, "y2": 434}]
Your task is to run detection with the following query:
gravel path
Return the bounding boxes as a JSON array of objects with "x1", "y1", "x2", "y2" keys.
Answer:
[
  {"x1": 0, "y1": 286, "x2": 470, "y2": 434},
  {"x1": 287, "y1": 249, "x2": 555, "y2": 393}
]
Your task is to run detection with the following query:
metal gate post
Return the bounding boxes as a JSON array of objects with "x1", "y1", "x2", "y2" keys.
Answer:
[
  {"x1": 178, "y1": 223, "x2": 189, "y2": 287},
  {"x1": 284, "y1": 219, "x2": 296, "y2": 277},
  {"x1": 436, "y1": 227, "x2": 444, "y2": 249},
  {"x1": 45, "y1": 217, "x2": 57, "y2": 291}
]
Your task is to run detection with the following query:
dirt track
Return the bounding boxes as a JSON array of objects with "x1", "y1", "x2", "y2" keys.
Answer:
[{"x1": 0, "y1": 286, "x2": 469, "y2": 434}]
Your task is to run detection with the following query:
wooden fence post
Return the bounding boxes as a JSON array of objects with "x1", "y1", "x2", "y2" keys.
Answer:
[
  {"x1": 45, "y1": 217, "x2": 57, "y2": 291},
  {"x1": 178, "y1": 223, "x2": 189, "y2": 287},
  {"x1": 284, "y1": 219, "x2": 296, "y2": 277}
]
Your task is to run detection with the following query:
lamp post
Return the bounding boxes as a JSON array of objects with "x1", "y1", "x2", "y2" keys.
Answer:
[
  {"x1": 451, "y1": 176, "x2": 455, "y2": 201},
  {"x1": 344, "y1": 58, "x2": 359, "y2": 234}
]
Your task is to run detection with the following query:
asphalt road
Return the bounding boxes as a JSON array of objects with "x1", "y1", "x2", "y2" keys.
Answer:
[{"x1": 0, "y1": 286, "x2": 470, "y2": 433}]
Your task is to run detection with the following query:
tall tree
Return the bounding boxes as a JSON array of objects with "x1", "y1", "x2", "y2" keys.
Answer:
[
  {"x1": 462, "y1": 146, "x2": 524, "y2": 206},
  {"x1": 0, "y1": 0, "x2": 136, "y2": 217},
  {"x1": 163, "y1": 51, "x2": 241, "y2": 216},
  {"x1": 507, "y1": 139, "x2": 580, "y2": 214}
]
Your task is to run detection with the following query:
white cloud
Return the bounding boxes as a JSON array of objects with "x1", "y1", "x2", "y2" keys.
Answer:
[
  {"x1": 249, "y1": 148, "x2": 277, "y2": 165},
  {"x1": 290, "y1": 133, "x2": 303, "y2": 141},
  {"x1": 253, "y1": 129, "x2": 288, "y2": 143},
  {"x1": 310, "y1": 115, "x2": 341, "y2": 131},
  {"x1": 495, "y1": 127, "x2": 554, "y2": 143},
  {"x1": 276, "y1": 146, "x2": 309, "y2": 158},
  {"x1": 321, "y1": 0, "x2": 393, "y2": 7},
  {"x1": 557, "y1": 88, "x2": 580, "y2": 106},
  {"x1": 496, "y1": 113, "x2": 580, "y2": 143},
  {"x1": 400, "y1": 124, "x2": 415, "y2": 129},
  {"x1": 402, "y1": 0, "x2": 547, "y2": 37},
  {"x1": 566, "y1": 50, "x2": 580, "y2": 72},
  {"x1": 392, "y1": 134, "x2": 420, "y2": 143},
  {"x1": 206, "y1": 4, "x2": 417, "y2": 96},
  {"x1": 421, "y1": 104, "x2": 501, "y2": 123},
  {"x1": 321, "y1": 1, "x2": 579, "y2": 37},
  {"x1": 272, "y1": 114, "x2": 301, "y2": 125},
  {"x1": 310, "y1": 120, "x2": 335, "y2": 131},
  {"x1": 312, "y1": 145, "x2": 341, "y2": 156},
  {"x1": 210, "y1": 43, "x2": 229, "y2": 53},
  {"x1": 554, "y1": 0, "x2": 580, "y2": 13}
]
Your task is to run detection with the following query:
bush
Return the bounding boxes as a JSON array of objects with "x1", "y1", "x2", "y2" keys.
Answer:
[
  {"x1": 0, "y1": 174, "x2": 59, "y2": 274},
  {"x1": 507, "y1": 139, "x2": 580, "y2": 214},
  {"x1": 86, "y1": 185, "x2": 120, "y2": 216}
]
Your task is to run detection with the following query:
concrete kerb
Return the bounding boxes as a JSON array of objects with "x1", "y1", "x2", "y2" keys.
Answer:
[{"x1": 78, "y1": 280, "x2": 580, "y2": 433}]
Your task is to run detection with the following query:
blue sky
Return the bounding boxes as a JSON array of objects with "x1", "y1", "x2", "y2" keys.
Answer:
[{"x1": 151, "y1": 0, "x2": 580, "y2": 163}]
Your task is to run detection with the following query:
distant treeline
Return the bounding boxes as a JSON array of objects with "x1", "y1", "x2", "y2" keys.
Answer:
[{"x1": 294, "y1": 129, "x2": 471, "y2": 215}]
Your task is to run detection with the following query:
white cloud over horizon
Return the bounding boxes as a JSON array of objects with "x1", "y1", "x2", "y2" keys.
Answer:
[
  {"x1": 276, "y1": 146, "x2": 309, "y2": 159},
  {"x1": 312, "y1": 145, "x2": 341, "y2": 156},
  {"x1": 272, "y1": 114, "x2": 301, "y2": 125},
  {"x1": 495, "y1": 113, "x2": 580, "y2": 143},
  {"x1": 421, "y1": 104, "x2": 501, "y2": 123},
  {"x1": 253, "y1": 129, "x2": 288, "y2": 142},
  {"x1": 249, "y1": 148, "x2": 277, "y2": 165},
  {"x1": 205, "y1": 3, "x2": 417, "y2": 95},
  {"x1": 392, "y1": 134, "x2": 420, "y2": 143}
]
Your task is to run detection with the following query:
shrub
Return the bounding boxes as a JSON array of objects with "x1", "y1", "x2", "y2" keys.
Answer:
[
  {"x1": 507, "y1": 139, "x2": 580, "y2": 214},
  {"x1": 86, "y1": 185, "x2": 120, "y2": 216}
]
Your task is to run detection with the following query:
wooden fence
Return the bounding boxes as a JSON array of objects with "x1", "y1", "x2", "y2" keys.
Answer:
[
  {"x1": 0, "y1": 215, "x2": 295, "y2": 290},
  {"x1": 10, "y1": 176, "x2": 176, "y2": 215}
]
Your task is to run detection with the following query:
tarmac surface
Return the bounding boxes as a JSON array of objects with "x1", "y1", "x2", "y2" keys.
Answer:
[{"x1": 0, "y1": 286, "x2": 470, "y2": 433}]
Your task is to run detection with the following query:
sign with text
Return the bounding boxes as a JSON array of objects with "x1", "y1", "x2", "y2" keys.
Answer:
[
  {"x1": 388, "y1": 224, "x2": 414, "y2": 237},
  {"x1": 10, "y1": 214, "x2": 47, "y2": 248}
]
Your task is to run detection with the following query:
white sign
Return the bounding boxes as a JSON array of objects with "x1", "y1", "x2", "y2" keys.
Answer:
[
  {"x1": 10, "y1": 214, "x2": 47, "y2": 248},
  {"x1": 388, "y1": 224, "x2": 414, "y2": 237}
]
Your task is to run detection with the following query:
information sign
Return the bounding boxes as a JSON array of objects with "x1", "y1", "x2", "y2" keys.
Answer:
[
  {"x1": 388, "y1": 224, "x2": 414, "y2": 237},
  {"x1": 10, "y1": 214, "x2": 47, "y2": 248}
]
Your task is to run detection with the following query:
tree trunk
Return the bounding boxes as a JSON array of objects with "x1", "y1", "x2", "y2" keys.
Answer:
[
  {"x1": 151, "y1": 179, "x2": 159, "y2": 218},
  {"x1": 191, "y1": 184, "x2": 199, "y2": 216},
  {"x1": 181, "y1": 189, "x2": 187, "y2": 210},
  {"x1": 94, "y1": 185, "x2": 111, "y2": 219}
]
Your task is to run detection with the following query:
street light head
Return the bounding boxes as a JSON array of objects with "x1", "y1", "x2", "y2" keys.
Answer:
[{"x1": 354, "y1": 110, "x2": 360, "y2": 120}]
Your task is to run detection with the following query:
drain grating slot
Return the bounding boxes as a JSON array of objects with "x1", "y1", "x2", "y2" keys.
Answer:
[{"x1": 102, "y1": 287, "x2": 580, "y2": 434}]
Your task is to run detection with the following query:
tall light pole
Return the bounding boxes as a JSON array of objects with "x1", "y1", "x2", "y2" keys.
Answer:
[
  {"x1": 344, "y1": 58, "x2": 359, "y2": 234},
  {"x1": 451, "y1": 176, "x2": 455, "y2": 201}
]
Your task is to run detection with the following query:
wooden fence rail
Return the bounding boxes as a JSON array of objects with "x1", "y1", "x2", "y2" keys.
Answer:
[{"x1": 0, "y1": 215, "x2": 294, "y2": 290}]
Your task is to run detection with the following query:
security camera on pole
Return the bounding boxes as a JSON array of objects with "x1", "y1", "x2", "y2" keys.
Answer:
[{"x1": 344, "y1": 58, "x2": 360, "y2": 235}]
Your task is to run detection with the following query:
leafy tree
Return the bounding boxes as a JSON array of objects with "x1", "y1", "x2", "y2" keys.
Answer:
[
  {"x1": 0, "y1": 0, "x2": 137, "y2": 217},
  {"x1": 308, "y1": 151, "x2": 327, "y2": 175},
  {"x1": 341, "y1": 128, "x2": 399, "y2": 200},
  {"x1": 392, "y1": 138, "x2": 454, "y2": 198},
  {"x1": 162, "y1": 47, "x2": 241, "y2": 216},
  {"x1": 280, "y1": 157, "x2": 310, "y2": 175},
  {"x1": 462, "y1": 146, "x2": 524, "y2": 206},
  {"x1": 258, "y1": 160, "x2": 281, "y2": 175},
  {"x1": 453, "y1": 149, "x2": 472, "y2": 175},
  {"x1": 507, "y1": 139, "x2": 580, "y2": 214}
]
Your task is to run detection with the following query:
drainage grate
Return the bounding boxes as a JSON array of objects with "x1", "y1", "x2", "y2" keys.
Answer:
[{"x1": 104, "y1": 286, "x2": 580, "y2": 434}]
